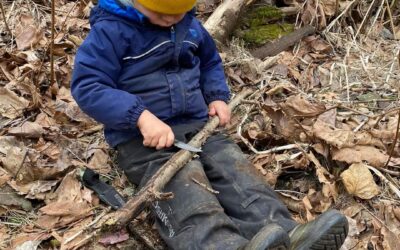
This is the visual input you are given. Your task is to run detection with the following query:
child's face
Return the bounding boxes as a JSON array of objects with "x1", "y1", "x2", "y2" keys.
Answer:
[{"x1": 134, "y1": 1, "x2": 186, "y2": 27}]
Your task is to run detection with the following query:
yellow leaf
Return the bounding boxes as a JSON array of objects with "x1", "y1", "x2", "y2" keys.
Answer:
[{"x1": 340, "y1": 163, "x2": 380, "y2": 199}]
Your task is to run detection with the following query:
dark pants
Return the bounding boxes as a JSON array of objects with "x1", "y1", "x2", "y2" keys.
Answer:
[{"x1": 117, "y1": 122, "x2": 297, "y2": 250}]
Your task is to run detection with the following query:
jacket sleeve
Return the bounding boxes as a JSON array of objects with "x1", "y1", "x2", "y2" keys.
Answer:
[
  {"x1": 197, "y1": 22, "x2": 231, "y2": 104},
  {"x1": 71, "y1": 21, "x2": 146, "y2": 130}
]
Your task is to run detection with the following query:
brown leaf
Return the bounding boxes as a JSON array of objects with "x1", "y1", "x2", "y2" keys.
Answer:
[
  {"x1": 0, "y1": 185, "x2": 33, "y2": 211},
  {"x1": 88, "y1": 149, "x2": 112, "y2": 174},
  {"x1": 40, "y1": 201, "x2": 91, "y2": 217},
  {"x1": 281, "y1": 95, "x2": 326, "y2": 117},
  {"x1": 9, "y1": 180, "x2": 59, "y2": 200},
  {"x1": 307, "y1": 152, "x2": 337, "y2": 201},
  {"x1": 10, "y1": 233, "x2": 50, "y2": 250},
  {"x1": 2, "y1": 146, "x2": 26, "y2": 176},
  {"x1": 320, "y1": 0, "x2": 337, "y2": 16},
  {"x1": 15, "y1": 14, "x2": 43, "y2": 50},
  {"x1": 332, "y1": 145, "x2": 391, "y2": 168},
  {"x1": 340, "y1": 163, "x2": 380, "y2": 199},
  {"x1": 0, "y1": 167, "x2": 11, "y2": 187},
  {"x1": 34, "y1": 139, "x2": 61, "y2": 161},
  {"x1": 8, "y1": 121, "x2": 44, "y2": 138},
  {"x1": 381, "y1": 227, "x2": 400, "y2": 250},
  {"x1": 263, "y1": 103, "x2": 300, "y2": 141},
  {"x1": 0, "y1": 87, "x2": 29, "y2": 119},
  {"x1": 0, "y1": 226, "x2": 10, "y2": 249},
  {"x1": 313, "y1": 120, "x2": 385, "y2": 149}
]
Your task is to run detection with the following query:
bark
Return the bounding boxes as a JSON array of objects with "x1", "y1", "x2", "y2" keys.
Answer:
[
  {"x1": 98, "y1": 88, "x2": 253, "y2": 229},
  {"x1": 204, "y1": 0, "x2": 248, "y2": 43},
  {"x1": 251, "y1": 25, "x2": 316, "y2": 59}
]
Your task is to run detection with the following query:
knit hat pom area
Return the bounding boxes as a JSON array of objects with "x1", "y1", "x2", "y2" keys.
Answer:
[{"x1": 136, "y1": 0, "x2": 196, "y2": 14}]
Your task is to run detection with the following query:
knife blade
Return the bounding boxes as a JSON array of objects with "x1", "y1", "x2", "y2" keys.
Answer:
[{"x1": 174, "y1": 140, "x2": 202, "y2": 152}]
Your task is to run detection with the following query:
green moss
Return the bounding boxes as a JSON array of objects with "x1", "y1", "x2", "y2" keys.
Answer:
[
  {"x1": 244, "y1": 6, "x2": 283, "y2": 27},
  {"x1": 242, "y1": 23, "x2": 294, "y2": 45}
]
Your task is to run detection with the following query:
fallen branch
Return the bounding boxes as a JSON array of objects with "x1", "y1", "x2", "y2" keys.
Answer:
[
  {"x1": 204, "y1": 0, "x2": 249, "y2": 43},
  {"x1": 251, "y1": 25, "x2": 316, "y2": 59}
]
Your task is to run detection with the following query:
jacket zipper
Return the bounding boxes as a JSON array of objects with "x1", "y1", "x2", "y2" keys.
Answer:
[{"x1": 170, "y1": 26, "x2": 176, "y2": 42}]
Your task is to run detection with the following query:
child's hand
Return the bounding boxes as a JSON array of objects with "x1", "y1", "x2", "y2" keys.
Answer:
[
  {"x1": 137, "y1": 110, "x2": 175, "y2": 150},
  {"x1": 208, "y1": 100, "x2": 231, "y2": 127}
]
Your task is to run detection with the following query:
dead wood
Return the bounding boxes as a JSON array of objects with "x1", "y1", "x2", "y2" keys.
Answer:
[
  {"x1": 98, "y1": 88, "x2": 253, "y2": 229},
  {"x1": 251, "y1": 25, "x2": 316, "y2": 59},
  {"x1": 204, "y1": 0, "x2": 248, "y2": 43}
]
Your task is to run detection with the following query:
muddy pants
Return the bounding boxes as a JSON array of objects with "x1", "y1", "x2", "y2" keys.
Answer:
[{"x1": 117, "y1": 122, "x2": 297, "y2": 250}]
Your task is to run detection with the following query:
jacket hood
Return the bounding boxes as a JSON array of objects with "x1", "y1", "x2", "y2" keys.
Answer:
[{"x1": 90, "y1": 0, "x2": 146, "y2": 25}]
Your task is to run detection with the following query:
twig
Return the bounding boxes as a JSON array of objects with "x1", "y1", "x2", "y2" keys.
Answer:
[
  {"x1": 376, "y1": 166, "x2": 400, "y2": 176},
  {"x1": 343, "y1": 47, "x2": 350, "y2": 102},
  {"x1": 383, "y1": 110, "x2": 400, "y2": 168},
  {"x1": 384, "y1": 47, "x2": 400, "y2": 84},
  {"x1": 0, "y1": 0, "x2": 11, "y2": 34},
  {"x1": 367, "y1": 165, "x2": 400, "y2": 199},
  {"x1": 50, "y1": 0, "x2": 55, "y2": 86},
  {"x1": 354, "y1": 0, "x2": 376, "y2": 39},
  {"x1": 63, "y1": 207, "x2": 111, "y2": 245},
  {"x1": 353, "y1": 117, "x2": 369, "y2": 132},
  {"x1": 15, "y1": 148, "x2": 28, "y2": 178},
  {"x1": 191, "y1": 178, "x2": 219, "y2": 194},
  {"x1": 324, "y1": 0, "x2": 358, "y2": 33},
  {"x1": 366, "y1": 0, "x2": 385, "y2": 37},
  {"x1": 385, "y1": 0, "x2": 397, "y2": 39}
]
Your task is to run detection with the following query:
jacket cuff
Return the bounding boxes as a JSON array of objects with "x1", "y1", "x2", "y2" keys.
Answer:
[
  {"x1": 204, "y1": 91, "x2": 230, "y2": 104},
  {"x1": 127, "y1": 100, "x2": 146, "y2": 128}
]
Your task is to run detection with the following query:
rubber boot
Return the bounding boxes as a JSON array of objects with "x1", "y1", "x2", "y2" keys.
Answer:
[
  {"x1": 288, "y1": 209, "x2": 349, "y2": 250},
  {"x1": 241, "y1": 223, "x2": 290, "y2": 250}
]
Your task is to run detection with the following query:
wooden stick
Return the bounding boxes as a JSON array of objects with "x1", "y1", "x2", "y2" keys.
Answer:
[{"x1": 0, "y1": 0, "x2": 11, "y2": 34}]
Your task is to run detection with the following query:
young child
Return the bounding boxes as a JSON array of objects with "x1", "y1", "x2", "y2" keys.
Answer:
[{"x1": 71, "y1": 0, "x2": 349, "y2": 249}]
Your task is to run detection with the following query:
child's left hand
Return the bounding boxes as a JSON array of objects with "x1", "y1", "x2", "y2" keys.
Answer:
[{"x1": 208, "y1": 100, "x2": 231, "y2": 127}]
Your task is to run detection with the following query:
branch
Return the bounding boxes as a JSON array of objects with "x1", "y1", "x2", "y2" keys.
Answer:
[{"x1": 0, "y1": 0, "x2": 11, "y2": 34}]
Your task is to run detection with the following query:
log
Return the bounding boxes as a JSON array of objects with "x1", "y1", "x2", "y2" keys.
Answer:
[
  {"x1": 204, "y1": 0, "x2": 248, "y2": 43},
  {"x1": 251, "y1": 25, "x2": 316, "y2": 59},
  {"x1": 99, "y1": 88, "x2": 253, "y2": 229}
]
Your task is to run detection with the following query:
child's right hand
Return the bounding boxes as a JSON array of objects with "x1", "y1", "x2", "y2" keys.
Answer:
[{"x1": 137, "y1": 110, "x2": 175, "y2": 150}]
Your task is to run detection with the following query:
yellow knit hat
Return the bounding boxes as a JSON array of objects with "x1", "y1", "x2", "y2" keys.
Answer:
[{"x1": 136, "y1": 0, "x2": 196, "y2": 15}]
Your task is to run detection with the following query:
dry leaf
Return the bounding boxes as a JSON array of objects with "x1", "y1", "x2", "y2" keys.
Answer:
[
  {"x1": 332, "y1": 145, "x2": 390, "y2": 168},
  {"x1": 2, "y1": 146, "x2": 26, "y2": 176},
  {"x1": 15, "y1": 14, "x2": 43, "y2": 50},
  {"x1": 281, "y1": 95, "x2": 326, "y2": 117},
  {"x1": 0, "y1": 87, "x2": 29, "y2": 119},
  {"x1": 8, "y1": 122, "x2": 44, "y2": 138},
  {"x1": 340, "y1": 163, "x2": 380, "y2": 199},
  {"x1": 313, "y1": 120, "x2": 385, "y2": 149},
  {"x1": 88, "y1": 149, "x2": 112, "y2": 174},
  {"x1": 9, "y1": 180, "x2": 59, "y2": 200},
  {"x1": 40, "y1": 201, "x2": 91, "y2": 217}
]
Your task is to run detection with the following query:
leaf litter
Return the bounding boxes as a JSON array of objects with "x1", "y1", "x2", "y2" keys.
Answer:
[{"x1": 0, "y1": 0, "x2": 399, "y2": 249}]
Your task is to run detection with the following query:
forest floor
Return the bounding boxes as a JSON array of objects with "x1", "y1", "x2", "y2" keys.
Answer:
[{"x1": 0, "y1": 0, "x2": 399, "y2": 249}]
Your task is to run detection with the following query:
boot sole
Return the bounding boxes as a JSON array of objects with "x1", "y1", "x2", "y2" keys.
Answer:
[
  {"x1": 270, "y1": 245, "x2": 288, "y2": 250},
  {"x1": 310, "y1": 223, "x2": 348, "y2": 250},
  {"x1": 290, "y1": 210, "x2": 349, "y2": 250}
]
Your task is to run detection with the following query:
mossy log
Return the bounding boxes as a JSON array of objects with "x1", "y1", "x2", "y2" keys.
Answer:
[{"x1": 251, "y1": 25, "x2": 316, "y2": 59}]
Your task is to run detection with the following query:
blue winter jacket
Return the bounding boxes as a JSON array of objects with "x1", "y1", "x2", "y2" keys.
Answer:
[{"x1": 71, "y1": 0, "x2": 230, "y2": 147}]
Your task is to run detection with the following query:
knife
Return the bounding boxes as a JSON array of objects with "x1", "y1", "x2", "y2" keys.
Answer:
[
  {"x1": 174, "y1": 140, "x2": 202, "y2": 152},
  {"x1": 81, "y1": 168, "x2": 126, "y2": 210}
]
